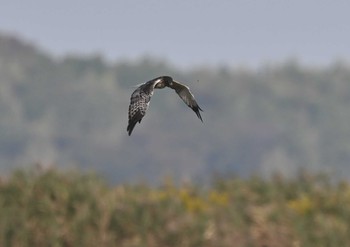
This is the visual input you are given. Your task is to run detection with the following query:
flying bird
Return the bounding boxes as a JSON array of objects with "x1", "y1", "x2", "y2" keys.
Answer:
[{"x1": 127, "y1": 76, "x2": 203, "y2": 135}]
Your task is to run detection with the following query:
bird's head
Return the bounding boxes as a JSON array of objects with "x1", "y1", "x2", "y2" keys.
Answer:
[
  {"x1": 154, "y1": 76, "x2": 173, "y2": 88},
  {"x1": 162, "y1": 76, "x2": 174, "y2": 87}
]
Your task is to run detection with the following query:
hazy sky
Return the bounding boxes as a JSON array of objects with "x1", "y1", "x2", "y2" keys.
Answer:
[{"x1": 1, "y1": 1, "x2": 349, "y2": 67}]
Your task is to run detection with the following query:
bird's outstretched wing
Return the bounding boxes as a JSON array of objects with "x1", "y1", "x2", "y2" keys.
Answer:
[
  {"x1": 170, "y1": 81, "x2": 203, "y2": 121},
  {"x1": 127, "y1": 81, "x2": 157, "y2": 135}
]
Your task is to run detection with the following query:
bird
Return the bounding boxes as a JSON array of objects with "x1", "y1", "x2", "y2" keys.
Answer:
[{"x1": 127, "y1": 76, "x2": 203, "y2": 135}]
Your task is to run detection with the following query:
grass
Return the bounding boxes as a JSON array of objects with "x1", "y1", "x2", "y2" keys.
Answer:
[{"x1": 1, "y1": 167, "x2": 350, "y2": 247}]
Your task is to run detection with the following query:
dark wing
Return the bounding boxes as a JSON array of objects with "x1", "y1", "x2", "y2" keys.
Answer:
[
  {"x1": 127, "y1": 83, "x2": 154, "y2": 135},
  {"x1": 170, "y1": 81, "x2": 203, "y2": 122}
]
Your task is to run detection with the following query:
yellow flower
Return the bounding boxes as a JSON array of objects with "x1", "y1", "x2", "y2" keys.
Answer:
[
  {"x1": 179, "y1": 188, "x2": 208, "y2": 213},
  {"x1": 208, "y1": 191, "x2": 229, "y2": 207},
  {"x1": 288, "y1": 194, "x2": 314, "y2": 215},
  {"x1": 149, "y1": 190, "x2": 168, "y2": 201}
]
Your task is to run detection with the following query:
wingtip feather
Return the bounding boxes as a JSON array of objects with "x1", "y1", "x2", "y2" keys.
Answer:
[
  {"x1": 197, "y1": 112, "x2": 203, "y2": 122},
  {"x1": 127, "y1": 110, "x2": 144, "y2": 136},
  {"x1": 127, "y1": 122, "x2": 136, "y2": 136},
  {"x1": 193, "y1": 105, "x2": 203, "y2": 122}
]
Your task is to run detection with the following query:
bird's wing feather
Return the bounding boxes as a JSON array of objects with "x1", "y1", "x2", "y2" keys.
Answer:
[
  {"x1": 127, "y1": 82, "x2": 156, "y2": 135},
  {"x1": 171, "y1": 81, "x2": 203, "y2": 121}
]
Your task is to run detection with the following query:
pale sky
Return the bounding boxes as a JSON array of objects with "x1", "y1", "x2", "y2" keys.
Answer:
[{"x1": 1, "y1": 0, "x2": 349, "y2": 67}]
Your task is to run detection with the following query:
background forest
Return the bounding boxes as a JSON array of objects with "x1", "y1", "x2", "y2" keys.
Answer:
[{"x1": 1, "y1": 34, "x2": 350, "y2": 183}]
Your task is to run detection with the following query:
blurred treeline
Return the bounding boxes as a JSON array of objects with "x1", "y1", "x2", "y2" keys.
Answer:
[
  {"x1": 1, "y1": 167, "x2": 350, "y2": 247},
  {"x1": 1, "y1": 34, "x2": 350, "y2": 182}
]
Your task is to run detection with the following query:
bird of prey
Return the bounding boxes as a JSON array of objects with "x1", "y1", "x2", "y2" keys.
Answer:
[{"x1": 127, "y1": 76, "x2": 203, "y2": 135}]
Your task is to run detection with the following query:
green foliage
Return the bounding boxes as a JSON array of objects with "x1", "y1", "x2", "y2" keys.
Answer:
[{"x1": 1, "y1": 168, "x2": 350, "y2": 247}]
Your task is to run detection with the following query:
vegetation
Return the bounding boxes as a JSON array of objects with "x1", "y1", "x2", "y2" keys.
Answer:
[{"x1": 1, "y1": 167, "x2": 350, "y2": 247}]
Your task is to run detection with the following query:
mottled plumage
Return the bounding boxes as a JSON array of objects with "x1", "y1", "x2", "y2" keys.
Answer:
[{"x1": 127, "y1": 76, "x2": 203, "y2": 135}]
